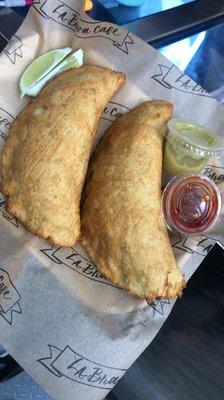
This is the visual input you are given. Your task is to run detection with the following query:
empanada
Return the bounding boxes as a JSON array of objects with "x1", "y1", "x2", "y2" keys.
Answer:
[
  {"x1": 1, "y1": 66, "x2": 125, "y2": 246},
  {"x1": 81, "y1": 101, "x2": 185, "y2": 300}
]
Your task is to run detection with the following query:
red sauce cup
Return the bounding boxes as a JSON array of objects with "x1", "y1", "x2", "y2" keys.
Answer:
[{"x1": 162, "y1": 175, "x2": 221, "y2": 235}]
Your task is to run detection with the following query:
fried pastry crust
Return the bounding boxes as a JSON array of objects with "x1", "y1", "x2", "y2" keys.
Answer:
[
  {"x1": 1, "y1": 66, "x2": 125, "y2": 246},
  {"x1": 81, "y1": 101, "x2": 185, "y2": 300}
]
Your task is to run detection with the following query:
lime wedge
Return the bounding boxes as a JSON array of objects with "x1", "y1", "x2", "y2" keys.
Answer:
[
  {"x1": 26, "y1": 49, "x2": 84, "y2": 97},
  {"x1": 19, "y1": 47, "x2": 73, "y2": 98}
]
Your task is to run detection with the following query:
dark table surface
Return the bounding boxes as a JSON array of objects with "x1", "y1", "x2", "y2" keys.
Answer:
[{"x1": 0, "y1": 2, "x2": 224, "y2": 400}]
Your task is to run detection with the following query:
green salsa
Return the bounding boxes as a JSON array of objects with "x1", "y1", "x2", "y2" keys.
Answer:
[{"x1": 163, "y1": 120, "x2": 223, "y2": 177}]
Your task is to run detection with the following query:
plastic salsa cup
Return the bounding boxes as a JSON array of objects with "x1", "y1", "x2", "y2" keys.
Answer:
[
  {"x1": 162, "y1": 175, "x2": 221, "y2": 236},
  {"x1": 163, "y1": 119, "x2": 224, "y2": 177}
]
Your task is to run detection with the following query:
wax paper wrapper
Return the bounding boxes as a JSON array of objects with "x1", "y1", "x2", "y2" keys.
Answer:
[{"x1": 0, "y1": 1, "x2": 224, "y2": 399}]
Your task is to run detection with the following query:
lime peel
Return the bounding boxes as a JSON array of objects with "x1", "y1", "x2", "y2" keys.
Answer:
[
  {"x1": 23, "y1": 49, "x2": 84, "y2": 98},
  {"x1": 19, "y1": 47, "x2": 73, "y2": 99}
]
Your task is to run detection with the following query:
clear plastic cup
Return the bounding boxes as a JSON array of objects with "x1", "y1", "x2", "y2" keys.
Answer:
[
  {"x1": 163, "y1": 119, "x2": 224, "y2": 177},
  {"x1": 162, "y1": 175, "x2": 221, "y2": 236}
]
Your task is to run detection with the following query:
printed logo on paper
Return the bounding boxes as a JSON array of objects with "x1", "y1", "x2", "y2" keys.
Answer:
[
  {"x1": 172, "y1": 234, "x2": 216, "y2": 256},
  {"x1": 33, "y1": 0, "x2": 134, "y2": 54},
  {"x1": 3, "y1": 35, "x2": 24, "y2": 65},
  {"x1": 102, "y1": 101, "x2": 130, "y2": 123},
  {"x1": 202, "y1": 164, "x2": 224, "y2": 183},
  {"x1": 0, "y1": 196, "x2": 19, "y2": 228},
  {"x1": 0, "y1": 108, "x2": 14, "y2": 142},
  {"x1": 147, "y1": 299, "x2": 171, "y2": 316},
  {"x1": 151, "y1": 63, "x2": 211, "y2": 97},
  {"x1": 40, "y1": 246, "x2": 118, "y2": 289},
  {"x1": 0, "y1": 268, "x2": 22, "y2": 325},
  {"x1": 38, "y1": 344, "x2": 127, "y2": 389}
]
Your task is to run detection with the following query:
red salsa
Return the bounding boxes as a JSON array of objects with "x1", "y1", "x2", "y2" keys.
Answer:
[{"x1": 162, "y1": 175, "x2": 221, "y2": 235}]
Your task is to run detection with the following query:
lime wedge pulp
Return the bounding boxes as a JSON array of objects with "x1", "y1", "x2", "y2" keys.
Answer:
[
  {"x1": 25, "y1": 49, "x2": 84, "y2": 98},
  {"x1": 57, "y1": 48, "x2": 84, "y2": 70},
  {"x1": 19, "y1": 47, "x2": 73, "y2": 98}
]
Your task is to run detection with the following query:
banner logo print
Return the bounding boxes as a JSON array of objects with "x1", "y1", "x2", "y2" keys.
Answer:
[
  {"x1": 38, "y1": 345, "x2": 127, "y2": 389},
  {"x1": 3, "y1": 35, "x2": 23, "y2": 65},
  {"x1": 102, "y1": 101, "x2": 130, "y2": 123},
  {"x1": 0, "y1": 268, "x2": 22, "y2": 325},
  {"x1": 40, "y1": 246, "x2": 119, "y2": 289},
  {"x1": 151, "y1": 64, "x2": 211, "y2": 97},
  {"x1": 202, "y1": 164, "x2": 224, "y2": 183},
  {"x1": 0, "y1": 198, "x2": 19, "y2": 228},
  {"x1": 0, "y1": 108, "x2": 14, "y2": 141},
  {"x1": 172, "y1": 234, "x2": 216, "y2": 256},
  {"x1": 147, "y1": 299, "x2": 170, "y2": 316},
  {"x1": 33, "y1": 0, "x2": 134, "y2": 54}
]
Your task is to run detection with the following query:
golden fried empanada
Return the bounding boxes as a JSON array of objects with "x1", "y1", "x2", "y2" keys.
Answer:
[
  {"x1": 81, "y1": 101, "x2": 185, "y2": 300},
  {"x1": 1, "y1": 66, "x2": 125, "y2": 246}
]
